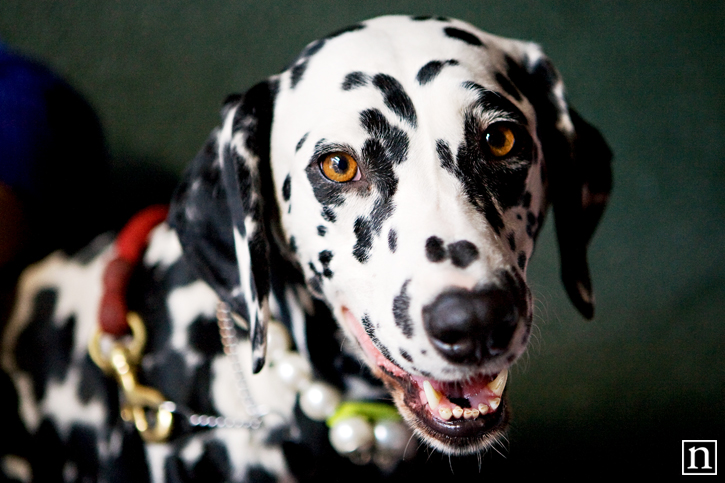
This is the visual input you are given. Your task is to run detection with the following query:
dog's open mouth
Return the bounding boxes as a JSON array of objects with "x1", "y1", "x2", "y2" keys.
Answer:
[{"x1": 342, "y1": 308, "x2": 510, "y2": 454}]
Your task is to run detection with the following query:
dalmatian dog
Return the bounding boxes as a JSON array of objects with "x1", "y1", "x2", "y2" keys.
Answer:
[{"x1": 1, "y1": 15, "x2": 611, "y2": 483}]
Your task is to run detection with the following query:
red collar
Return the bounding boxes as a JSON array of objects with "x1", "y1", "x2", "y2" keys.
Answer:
[{"x1": 98, "y1": 205, "x2": 169, "y2": 336}]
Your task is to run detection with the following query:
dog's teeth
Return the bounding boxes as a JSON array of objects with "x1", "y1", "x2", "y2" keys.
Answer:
[
  {"x1": 478, "y1": 403, "x2": 489, "y2": 415},
  {"x1": 487, "y1": 369, "x2": 508, "y2": 396},
  {"x1": 423, "y1": 380, "x2": 442, "y2": 410},
  {"x1": 438, "y1": 407, "x2": 452, "y2": 420},
  {"x1": 489, "y1": 397, "x2": 501, "y2": 411},
  {"x1": 464, "y1": 408, "x2": 480, "y2": 419},
  {"x1": 452, "y1": 406, "x2": 463, "y2": 419}
]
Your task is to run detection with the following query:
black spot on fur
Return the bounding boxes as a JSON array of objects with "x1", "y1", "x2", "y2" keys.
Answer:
[
  {"x1": 326, "y1": 23, "x2": 365, "y2": 39},
  {"x1": 342, "y1": 71, "x2": 369, "y2": 90},
  {"x1": 400, "y1": 349, "x2": 414, "y2": 362},
  {"x1": 66, "y1": 424, "x2": 101, "y2": 481},
  {"x1": 301, "y1": 39, "x2": 326, "y2": 58},
  {"x1": 504, "y1": 53, "x2": 561, "y2": 104},
  {"x1": 188, "y1": 315, "x2": 224, "y2": 356},
  {"x1": 322, "y1": 206, "x2": 337, "y2": 223},
  {"x1": 518, "y1": 252, "x2": 527, "y2": 270},
  {"x1": 244, "y1": 465, "x2": 278, "y2": 483},
  {"x1": 444, "y1": 27, "x2": 484, "y2": 47},
  {"x1": 306, "y1": 261, "x2": 320, "y2": 280},
  {"x1": 425, "y1": 236, "x2": 447, "y2": 262},
  {"x1": 372, "y1": 74, "x2": 417, "y2": 127},
  {"x1": 166, "y1": 439, "x2": 232, "y2": 482},
  {"x1": 282, "y1": 174, "x2": 291, "y2": 201},
  {"x1": 388, "y1": 228, "x2": 397, "y2": 253},
  {"x1": 507, "y1": 232, "x2": 517, "y2": 251},
  {"x1": 522, "y1": 191, "x2": 532, "y2": 208},
  {"x1": 496, "y1": 72, "x2": 522, "y2": 101},
  {"x1": 353, "y1": 217, "x2": 374, "y2": 263},
  {"x1": 295, "y1": 132, "x2": 308, "y2": 152},
  {"x1": 289, "y1": 236, "x2": 297, "y2": 253},
  {"x1": 526, "y1": 211, "x2": 538, "y2": 237},
  {"x1": 361, "y1": 314, "x2": 396, "y2": 364},
  {"x1": 143, "y1": 349, "x2": 194, "y2": 408},
  {"x1": 360, "y1": 109, "x2": 409, "y2": 164},
  {"x1": 436, "y1": 139, "x2": 456, "y2": 174},
  {"x1": 411, "y1": 15, "x2": 450, "y2": 22},
  {"x1": 307, "y1": 261, "x2": 325, "y2": 296},
  {"x1": 393, "y1": 280, "x2": 414, "y2": 338},
  {"x1": 318, "y1": 250, "x2": 333, "y2": 266},
  {"x1": 526, "y1": 210, "x2": 545, "y2": 239},
  {"x1": 15, "y1": 289, "x2": 74, "y2": 400},
  {"x1": 448, "y1": 240, "x2": 479, "y2": 268},
  {"x1": 317, "y1": 225, "x2": 327, "y2": 237},
  {"x1": 78, "y1": 353, "x2": 113, "y2": 407},
  {"x1": 290, "y1": 60, "x2": 308, "y2": 89},
  {"x1": 416, "y1": 59, "x2": 459, "y2": 85}
]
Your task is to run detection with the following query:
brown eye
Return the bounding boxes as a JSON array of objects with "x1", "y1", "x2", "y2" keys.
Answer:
[
  {"x1": 320, "y1": 152, "x2": 359, "y2": 182},
  {"x1": 485, "y1": 124, "x2": 516, "y2": 157}
]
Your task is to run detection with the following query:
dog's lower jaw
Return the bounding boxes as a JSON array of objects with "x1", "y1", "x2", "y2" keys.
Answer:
[{"x1": 341, "y1": 307, "x2": 511, "y2": 456}]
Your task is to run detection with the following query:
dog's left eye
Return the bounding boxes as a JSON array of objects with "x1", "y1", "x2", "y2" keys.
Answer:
[
  {"x1": 319, "y1": 152, "x2": 360, "y2": 183},
  {"x1": 484, "y1": 124, "x2": 516, "y2": 157}
]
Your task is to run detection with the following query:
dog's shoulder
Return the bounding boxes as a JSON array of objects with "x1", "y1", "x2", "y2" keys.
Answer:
[{"x1": 1, "y1": 226, "x2": 298, "y2": 482}]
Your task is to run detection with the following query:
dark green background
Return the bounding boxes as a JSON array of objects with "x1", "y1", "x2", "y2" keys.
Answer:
[{"x1": 1, "y1": 0, "x2": 722, "y2": 475}]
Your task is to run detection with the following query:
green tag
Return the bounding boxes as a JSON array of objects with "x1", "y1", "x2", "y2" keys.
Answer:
[{"x1": 326, "y1": 401, "x2": 401, "y2": 427}]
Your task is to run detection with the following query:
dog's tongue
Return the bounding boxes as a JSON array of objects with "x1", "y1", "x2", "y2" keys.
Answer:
[{"x1": 342, "y1": 308, "x2": 508, "y2": 422}]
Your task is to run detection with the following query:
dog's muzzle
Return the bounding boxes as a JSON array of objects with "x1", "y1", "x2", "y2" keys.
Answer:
[{"x1": 343, "y1": 272, "x2": 529, "y2": 454}]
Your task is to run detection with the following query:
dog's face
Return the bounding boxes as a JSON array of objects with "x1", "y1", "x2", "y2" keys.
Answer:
[{"x1": 171, "y1": 15, "x2": 611, "y2": 457}]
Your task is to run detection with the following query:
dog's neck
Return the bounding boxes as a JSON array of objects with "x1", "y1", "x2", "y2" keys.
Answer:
[{"x1": 128, "y1": 222, "x2": 384, "y2": 423}]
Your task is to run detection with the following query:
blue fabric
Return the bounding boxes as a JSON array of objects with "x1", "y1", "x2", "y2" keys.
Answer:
[{"x1": 0, "y1": 42, "x2": 60, "y2": 197}]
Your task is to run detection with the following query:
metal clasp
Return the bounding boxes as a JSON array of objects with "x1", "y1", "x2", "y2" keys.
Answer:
[{"x1": 89, "y1": 312, "x2": 173, "y2": 443}]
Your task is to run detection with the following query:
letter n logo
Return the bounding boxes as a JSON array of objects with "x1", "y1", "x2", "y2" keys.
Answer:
[{"x1": 682, "y1": 440, "x2": 717, "y2": 475}]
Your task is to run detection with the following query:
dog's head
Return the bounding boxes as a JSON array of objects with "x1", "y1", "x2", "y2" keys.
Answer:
[{"x1": 170, "y1": 16, "x2": 612, "y2": 456}]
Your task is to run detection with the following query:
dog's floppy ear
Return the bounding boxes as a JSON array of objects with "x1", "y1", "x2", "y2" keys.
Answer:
[
  {"x1": 169, "y1": 80, "x2": 277, "y2": 372},
  {"x1": 506, "y1": 47, "x2": 613, "y2": 319}
]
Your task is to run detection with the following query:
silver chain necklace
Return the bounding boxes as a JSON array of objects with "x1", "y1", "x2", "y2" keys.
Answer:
[{"x1": 177, "y1": 302, "x2": 266, "y2": 430}]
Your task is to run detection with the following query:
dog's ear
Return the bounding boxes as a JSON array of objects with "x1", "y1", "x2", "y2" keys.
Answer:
[
  {"x1": 169, "y1": 80, "x2": 277, "y2": 372},
  {"x1": 506, "y1": 48, "x2": 613, "y2": 319}
]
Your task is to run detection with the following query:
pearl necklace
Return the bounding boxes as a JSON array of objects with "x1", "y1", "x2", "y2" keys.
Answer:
[{"x1": 190, "y1": 301, "x2": 415, "y2": 469}]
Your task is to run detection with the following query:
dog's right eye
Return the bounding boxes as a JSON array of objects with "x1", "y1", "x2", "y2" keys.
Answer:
[{"x1": 319, "y1": 152, "x2": 360, "y2": 183}]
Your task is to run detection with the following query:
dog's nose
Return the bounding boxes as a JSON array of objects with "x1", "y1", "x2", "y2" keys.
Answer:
[{"x1": 422, "y1": 287, "x2": 519, "y2": 365}]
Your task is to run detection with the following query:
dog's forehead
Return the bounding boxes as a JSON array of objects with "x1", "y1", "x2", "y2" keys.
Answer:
[{"x1": 273, "y1": 16, "x2": 537, "y2": 125}]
